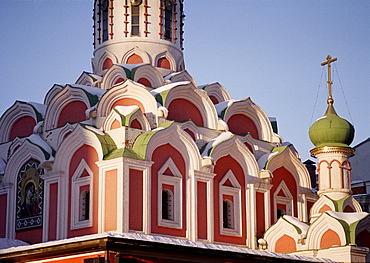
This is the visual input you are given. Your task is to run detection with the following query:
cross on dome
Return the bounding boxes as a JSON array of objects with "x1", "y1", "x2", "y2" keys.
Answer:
[{"x1": 321, "y1": 55, "x2": 337, "y2": 106}]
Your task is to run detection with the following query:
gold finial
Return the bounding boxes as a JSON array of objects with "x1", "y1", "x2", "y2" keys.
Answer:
[{"x1": 321, "y1": 55, "x2": 337, "y2": 105}]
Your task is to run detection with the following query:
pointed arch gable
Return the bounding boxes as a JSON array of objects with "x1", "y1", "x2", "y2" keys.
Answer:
[
  {"x1": 75, "y1": 72, "x2": 102, "y2": 87},
  {"x1": 43, "y1": 85, "x2": 98, "y2": 131},
  {"x1": 2, "y1": 139, "x2": 48, "y2": 239},
  {"x1": 101, "y1": 64, "x2": 130, "y2": 90},
  {"x1": 201, "y1": 82, "x2": 231, "y2": 105},
  {"x1": 96, "y1": 80, "x2": 158, "y2": 123},
  {"x1": 178, "y1": 121, "x2": 201, "y2": 142},
  {"x1": 122, "y1": 47, "x2": 151, "y2": 65},
  {"x1": 103, "y1": 106, "x2": 150, "y2": 132},
  {"x1": 0, "y1": 101, "x2": 44, "y2": 143},
  {"x1": 131, "y1": 64, "x2": 164, "y2": 88},
  {"x1": 4, "y1": 141, "x2": 48, "y2": 186},
  {"x1": 222, "y1": 99, "x2": 275, "y2": 142},
  {"x1": 154, "y1": 51, "x2": 176, "y2": 71},
  {"x1": 356, "y1": 216, "x2": 370, "y2": 248},
  {"x1": 306, "y1": 212, "x2": 347, "y2": 249},
  {"x1": 158, "y1": 82, "x2": 218, "y2": 129},
  {"x1": 210, "y1": 136, "x2": 259, "y2": 178},
  {"x1": 96, "y1": 51, "x2": 118, "y2": 73},
  {"x1": 265, "y1": 147, "x2": 312, "y2": 190},
  {"x1": 44, "y1": 84, "x2": 63, "y2": 106},
  {"x1": 133, "y1": 123, "x2": 201, "y2": 172},
  {"x1": 53, "y1": 125, "x2": 104, "y2": 171},
  {"x1": 164, "y1": 70, "x2": 196, "y2": 86},
  {"x1": 263, "y1": 216, "x2": 306, "y2": 253}
]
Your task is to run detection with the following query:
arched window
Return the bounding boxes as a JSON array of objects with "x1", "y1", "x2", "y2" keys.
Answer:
[
  {"x1": 162, "y1": 189, "x2": 173, "y2": 220},
  {"x1": 79, "y1": 190, "x2": 90, "y2": 221},
  {"x1": 101, "y1": 0, "x2": 109, "y2": 41},
  {"x1": 223, "y1": 199, "x2": 233, "y2": 229},
  {"x1": 163, "y1": 0, "x2": 173, "y2": 40},
  {"x1": 131, "y1": 1, "x2": 141, "y2": 36}
]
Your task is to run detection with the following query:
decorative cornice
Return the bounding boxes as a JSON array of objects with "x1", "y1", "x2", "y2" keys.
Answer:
[{"x1": 310, "y1": 146, "x2": 354, "y2": 157}]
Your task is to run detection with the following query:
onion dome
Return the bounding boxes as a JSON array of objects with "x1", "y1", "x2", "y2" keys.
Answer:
[{"x1": 309, "y1": 103, "x2": 354, "y2": 148}]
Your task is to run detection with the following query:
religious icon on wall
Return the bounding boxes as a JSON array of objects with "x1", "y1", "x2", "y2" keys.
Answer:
[{"x1": 16, "y1": 159, "x2": 44, "y2": 231}]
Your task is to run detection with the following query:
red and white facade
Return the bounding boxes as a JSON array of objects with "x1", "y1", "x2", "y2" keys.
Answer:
[{"x1": 0, "y1": 1, "x2": 368, "y2": 262}]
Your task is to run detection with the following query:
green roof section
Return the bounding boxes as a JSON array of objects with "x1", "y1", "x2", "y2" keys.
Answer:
[
  {"x1": 113, "y1": 107, "x2": 140, "y2": 127},
  {"x1": 324, "y1": 211, "x2": 369, "y2": 245},
  {"x1": 309, "y1": 104, "x2": 355, "y2": 148},
  {"x1": 264, "y1": 145, "x2": 289, "y2": 169},
  {"x1": 154, "y1": 88, "x2": 172, "y2": 106},
  {"x1": 282, "y1": 217, "x2": 308, "y2": 235},
  {"x1": 79, "y1": 124, "x2": 117, "y2": 159},
  {"x1": 105, "y1": 147, "x2": 144, "y2": 160},
  {"x1": 132, "y1": 121, "x2": 175, "y2": 159},
  {"x1": 121, "y1": 63, "x2": 148, "y2": 80},
  {"x1": 80, "y1": 89, "x2": 99, "y2": 106}
]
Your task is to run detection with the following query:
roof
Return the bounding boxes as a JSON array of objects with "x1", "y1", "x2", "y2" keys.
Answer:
[{"x1": 0, "y1": 233, "x2": 334, "y2": 263}]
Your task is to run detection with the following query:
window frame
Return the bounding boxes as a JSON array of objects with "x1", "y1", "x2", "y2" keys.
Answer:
[
  {"x1": 219, "y1": 170, "x2": 242, "y2": 236},
  {"x1": 157, "y1": 158, "x2": 182, "y2": 229},
  {"x1": 71, "y1": 159, "x2": 93, "y2": 230}
]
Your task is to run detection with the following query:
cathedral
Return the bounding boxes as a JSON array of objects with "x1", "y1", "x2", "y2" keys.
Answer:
[{"x1": 0, "y1": 1, "x2": 369, "y2": 262}]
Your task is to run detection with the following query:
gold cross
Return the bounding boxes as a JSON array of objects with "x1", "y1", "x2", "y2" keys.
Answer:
[{"x1": 321, "y1": 55, "x2": 337, "y2": 105}]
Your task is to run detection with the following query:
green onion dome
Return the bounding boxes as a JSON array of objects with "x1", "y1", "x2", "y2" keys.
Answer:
[{"x1": 309, "y1": 104, "x2": 354, "y2": 148}]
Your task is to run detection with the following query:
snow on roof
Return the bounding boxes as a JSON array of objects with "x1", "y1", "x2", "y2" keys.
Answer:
[
  {"x1": 326, "y1": 211, "x2": 369, "y2": 225},
  {"x1": 0, "y1": 233, "x2": 333, "y2": 262},
  {"x1": 257, "y1": 151, "x2": 279, "y2": 169},
  {"x1": 27, "y1": 134, "x2": 54, "y2": 161},
  {"x1": 0, "y1": 238, "x2": 29, "y2": 250},
  {"x1": 85, "y1": 125, "x2": 105, "y2": 136},
  {"x1": 114, "y1": 105, "x2": 139, "y2": 116},
  {"x1": 214, "y1": 100, "x2": 237, "y2": 116},
  {"x1": 117, "y1": 63, "x2": 149, "y2": 71},
  {"x1": 150, "y1": 81, "x2": 191, "y2": 96},
  {"x1": 201, "y1": 132, "x2": 234, "y2": 157},
  {"x1": 70, "y1": 84, "x2": 106, "y2": 97},
  {"x1": 0, "y1": 158, "x2": 6, "y2": 174},
  {"x1": 27, "y1": 102, "x2": 46, "y2": 117},
  {"x1": 283, "y1": 215, "x2": 309, "y2": 236}
]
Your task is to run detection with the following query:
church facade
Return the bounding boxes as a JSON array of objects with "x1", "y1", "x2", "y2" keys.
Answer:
[{"x1": 0, "y1": 1, "x2": 369, "y2": 262}]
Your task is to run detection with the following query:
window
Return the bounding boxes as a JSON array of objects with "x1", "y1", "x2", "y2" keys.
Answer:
[
  {"x1": 101, "y1": 0, "x2": 109, "y2": 41},
  {"x1": 277, "y1": 208, "x2": 285, "y2": 218},
  {"x1": 131, "y1": 3, "x2": 140, "y2": 36},
  {"x1": 79, "y1": 190, "x2": 90, "y2": 221},
  {"x1": 162, "y1": 189, "x2": 173, "y2": 220},
  {"x1": 273, "y1": 181, "x2": 293, "y2": 222},
  {"x1": 223, "y1": 199, "x2": 233, "y2": 229},
  {"x1": 163, "y1": 0, "x2": 173, "y2": 40}
]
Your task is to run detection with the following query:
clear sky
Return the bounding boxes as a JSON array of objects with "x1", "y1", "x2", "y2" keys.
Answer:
[{"x1": 0, "y1": 0, "x2": 369, "y2": 161}]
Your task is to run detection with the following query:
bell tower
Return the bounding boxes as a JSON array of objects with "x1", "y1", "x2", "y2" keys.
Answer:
[{"x1": 92, "y1": 0, "x2": 185, "y2": 74}]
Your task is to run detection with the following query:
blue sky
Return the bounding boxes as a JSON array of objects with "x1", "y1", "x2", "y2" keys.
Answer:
[{"x1": 0, "y1": 0, "x2": 369, "y2": 161}]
